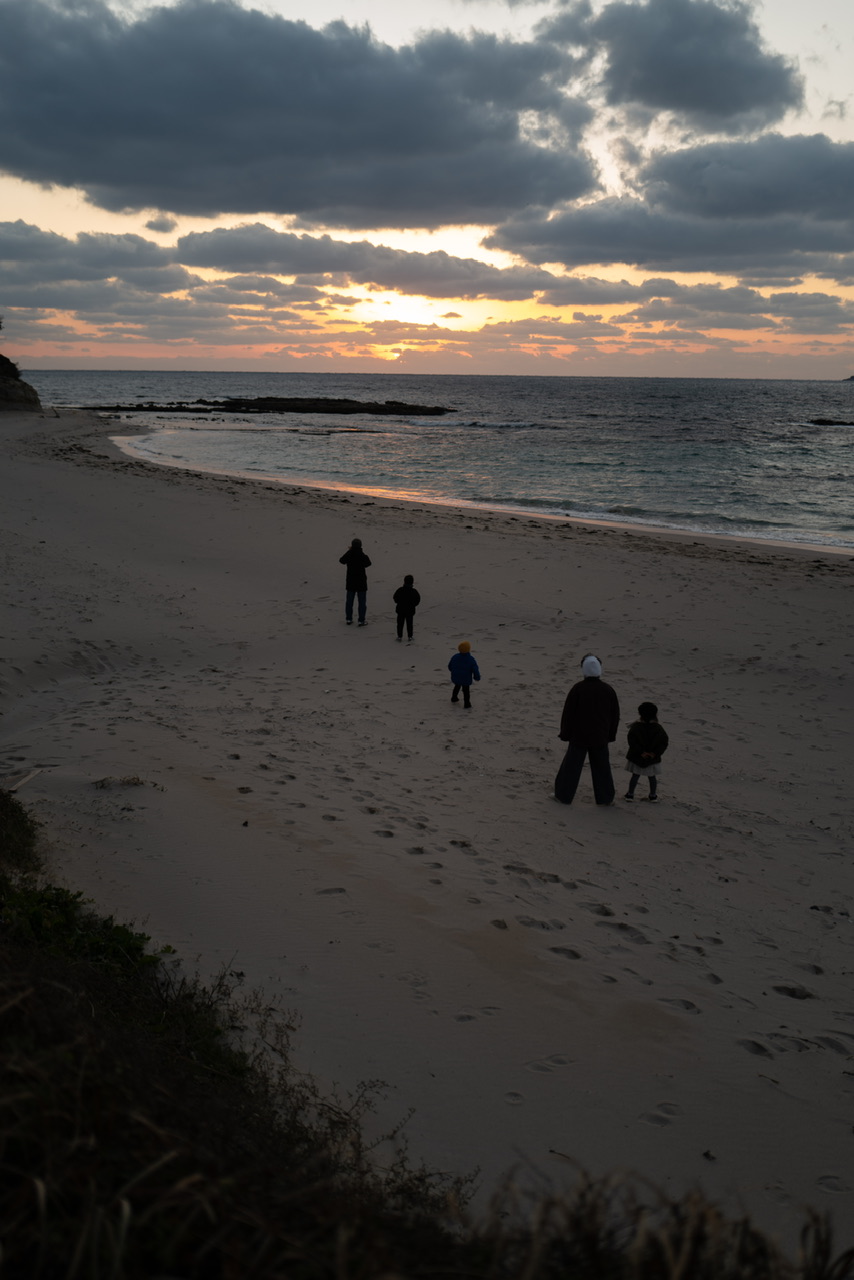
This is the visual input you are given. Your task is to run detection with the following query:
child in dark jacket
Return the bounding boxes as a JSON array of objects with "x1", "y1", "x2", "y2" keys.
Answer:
[
  {"x1": 448, "y1": 641, "x2": 480, "y2": 709},
  {"x1": 393, "y1": 575, "x2": 421, "y2": 642},
  {"x1": 625, "y1": 702, "x2": 669, "y2": 801}
]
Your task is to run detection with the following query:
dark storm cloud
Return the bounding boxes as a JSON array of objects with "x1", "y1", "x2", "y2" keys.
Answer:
[
  {"x1": 0, "y1": 221, "x2": 171, "y2": 271},
  {"x1": 537, "y1": 274, "x2": 673, "y2": 305},
  {"x1": 642, "y1": 134, "x2": 854, "y2": 220},
  {"x1": 0, "y1": 221, "x2": 186, "y2": 287},
  {"x1": 489, "y1": 194, "x2": 854, "y2": 279},
  {"x1": 4, "y1": 216, "x2": 852, "y2": 348},
  {"x1": 2, "y1": 217, "x2": 560, "y2": 303},
  {"x1": 584, "y1": 278, "x2": 854, "y2": 332},
  {"x1": 0, "y1": 219, "x2": 326, "y2": 343},
  {"x1": 537, "y1": 275, "x2": 784, "y2": 309},
  {"x1": 502, "y1": 134, "x2": 854, "y2": 285},
  {"x1": 764, "y1": 291, "x2": 854, "y2": 333},
  {"x1": 176, "y1": 225, "x2": 559, "y2": 299},
  {"x1": 541, "y1": 0, "x2": 802, "y2": 132},
  {"x1": 0, "y1": 0, "x2": 594, "y2": 228},
  {"x1": 192, "y1": 276, "x2": 329, "y2": 304},
  {"x1": 145, "y1": 216, "x2": 179, "y2": 234}
]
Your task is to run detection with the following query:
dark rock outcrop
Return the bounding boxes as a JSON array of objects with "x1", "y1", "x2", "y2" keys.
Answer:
[
  {"x1": 0, "y1": 351, "x2": 42, "y2": 411},
  {"x1": 0, "y1": 374, "x2": 42, "y2": 411}
]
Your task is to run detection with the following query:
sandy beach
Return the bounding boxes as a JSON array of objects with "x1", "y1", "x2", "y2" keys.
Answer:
[{"x1": 2, "y1": 407, "x2": 853, "y2": 1248}]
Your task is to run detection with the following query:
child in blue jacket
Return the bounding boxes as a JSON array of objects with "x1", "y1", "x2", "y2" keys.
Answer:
[{"x1": 448, "y1": 641, "x2": 480, "y2": 709}]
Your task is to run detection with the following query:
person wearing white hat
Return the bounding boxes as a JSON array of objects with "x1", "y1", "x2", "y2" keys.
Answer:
[{"x1": 555, "y1": 653, "x2": 620, "y2": 805}]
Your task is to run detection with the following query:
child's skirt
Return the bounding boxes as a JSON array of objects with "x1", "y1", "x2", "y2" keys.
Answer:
[{"x1": 625, "y1": 762, "x2": 662, "y2": 777}]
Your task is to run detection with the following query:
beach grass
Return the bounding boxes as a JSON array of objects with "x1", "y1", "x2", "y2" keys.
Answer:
[{"x1": 2, "y1": 784, "x2": 853, "y2": 1279}]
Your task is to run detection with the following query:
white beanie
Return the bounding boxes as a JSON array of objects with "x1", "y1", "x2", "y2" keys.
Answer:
[{"x1": 581, "y1": 654, "x2": 602, "y2": 677}]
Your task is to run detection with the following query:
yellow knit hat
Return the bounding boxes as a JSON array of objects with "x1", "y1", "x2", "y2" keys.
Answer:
[{"x1": 458, "y1": 641, "x2": 471, "y2": 653}]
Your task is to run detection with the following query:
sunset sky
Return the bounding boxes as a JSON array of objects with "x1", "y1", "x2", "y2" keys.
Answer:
[{"x1": 1, "y1": 0, "x2": 852, "y2": 377}]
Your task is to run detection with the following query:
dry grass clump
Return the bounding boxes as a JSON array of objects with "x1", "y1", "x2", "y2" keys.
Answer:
[
  {"x1": 2, "y1": 786, "x2": 853, "y2": 1280},
  {"x1": 0, "y1": 785, "x2": 41, "y2": 873}
]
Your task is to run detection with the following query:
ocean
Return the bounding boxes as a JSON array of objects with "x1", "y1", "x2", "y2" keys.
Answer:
[{"x1": 27, "y1": 370, "x2": 854, "y2": 549}]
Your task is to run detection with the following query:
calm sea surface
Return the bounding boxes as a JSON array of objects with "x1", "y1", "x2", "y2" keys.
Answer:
[{"x1": 28, "y1": 370, "x2": 854, "y2": 549}]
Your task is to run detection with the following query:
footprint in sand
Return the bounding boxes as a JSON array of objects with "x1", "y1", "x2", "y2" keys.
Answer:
[
  {"x1": 767, "y1": 1033, "x2": 813, "y2": 1053},
  {"x1": 640, "y1": 1102, "x2": 683, "y2": 1127},
  {"x1": 504, "y1": 1092, "x2": 524, "y2": 1106},
  {"x1": 549, "y1": 946, "x2": 583, "y2": 960},
  {"x1": 516, "y1": 916, "x2": 567, "y2": 931},
  {"x1": 817, "y1": 1175, "x2": 850, "y2": 1194},
  {"x1": 455, "y1": 1006, "x2": 500, "y2": 1022},
  {"x1": 623, "y1": 967, "x2": 654, "y2": 986},
  {"x1": 658, "y1": 998, "x2": 702, "y2": 1014},
  {"x1": 596, "y1": 921, "x2": 650, "y2": 945},
  {"x1": 738, "y1": 1039, "x2": 774, "y2": 1057},
  {"x1": 813, "y1": 1036, "x2": 852, "y2": 1055},
  {"x1": 525, "y1": 1054, "x2": 572, "y2": 1073}
]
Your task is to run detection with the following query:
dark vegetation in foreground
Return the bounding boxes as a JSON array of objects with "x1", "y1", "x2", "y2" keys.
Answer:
[{"x1": 2, "y1": 787, "x2": 853, "y2": 1279}]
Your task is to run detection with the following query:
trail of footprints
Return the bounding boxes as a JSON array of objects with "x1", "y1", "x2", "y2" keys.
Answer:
[{"x1": 103, "y1": 680, "x2": 854, "y2": 1086}]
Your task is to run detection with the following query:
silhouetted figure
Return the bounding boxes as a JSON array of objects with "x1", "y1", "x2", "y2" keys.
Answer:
[
  {"x1": 555, "y1": 654, "x2": 620, "y2": 805},
  {"x1": 624, "y1": 701, "x2": 669, "y2": 802},
  {"x1": 449, "y1": 641, "x2": 480, "y2": 709},
  {"x1": 339, "y1": 538, "x2": 371, "y2": 626},
  {"x1": 393, "y1": 574, "x2": 421, "y2": 642}
]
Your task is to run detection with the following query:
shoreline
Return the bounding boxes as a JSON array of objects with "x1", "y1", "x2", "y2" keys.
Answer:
[
  {"x1": 3, "y1": 408, "x2": 854, "y2": 1247},
  {"x1": 109, "y1": 424, "x2": 854, "y2": 561}
]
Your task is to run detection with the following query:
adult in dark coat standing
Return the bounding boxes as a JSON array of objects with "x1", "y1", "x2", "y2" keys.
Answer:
[
  {"x1": 555, "y1": 654, "x2": 620, "y2": 805},
  {"x1": 339, "y1": 538, "x2": 371, "y2": 626}
]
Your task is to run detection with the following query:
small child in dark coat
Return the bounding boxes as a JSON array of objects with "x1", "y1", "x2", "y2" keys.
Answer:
[
  {"x1": 393, "y1": 574, "x2": 421, "y2": 642},
  {"x1": 448, "y1": 641, "x2": 480, "y2": 709},
  {"x1": 625, "y1": 701, "x2": 669, "y2": 801}
]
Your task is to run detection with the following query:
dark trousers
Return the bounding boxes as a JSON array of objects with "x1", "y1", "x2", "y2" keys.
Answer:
[
  {"x1": 345, "y1": 589, "x2": 366, "y2": 623},
  {"x1": 627, "y1": 772, "x2": 657, "y2": 798},
  {"x1": 452, "y1": 684, "x2": 471, "y2": 707},
  {"x1": 396, "y1": 611, "x2": 415, "y2": 638},
  {"x1": 555, "y1": 743, "x2": 615, "y2": 805}
]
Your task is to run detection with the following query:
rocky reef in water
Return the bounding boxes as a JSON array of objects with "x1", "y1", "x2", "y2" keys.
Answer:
[{"x1": 84, "y1": 396, "x2": 452, "y2": 416}]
